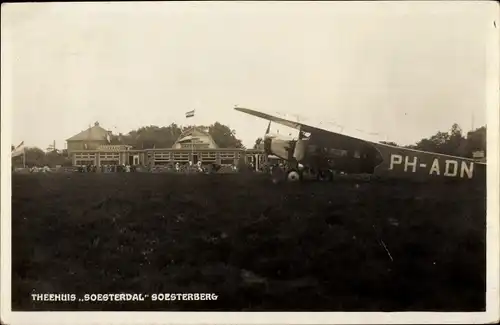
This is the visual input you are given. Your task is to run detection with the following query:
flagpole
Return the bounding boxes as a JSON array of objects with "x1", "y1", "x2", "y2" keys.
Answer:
[
  {"x1": 186, "y1": 109, "x2": 196, "y2": 166},
  {"x1": 193, "y1": 110, "x2": 196, "y2": 164},
  {"x1": 191, "y1": 111, "x2": 194, "y2": 166}
]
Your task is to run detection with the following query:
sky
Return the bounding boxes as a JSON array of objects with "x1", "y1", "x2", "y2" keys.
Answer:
[{"x1": 2, "y1": 1, "x2": 496, "y2": 150}]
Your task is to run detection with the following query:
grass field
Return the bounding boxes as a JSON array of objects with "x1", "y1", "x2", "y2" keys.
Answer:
[{"x1": 11, "y1": 173, "x2": 486, "y2": 311}]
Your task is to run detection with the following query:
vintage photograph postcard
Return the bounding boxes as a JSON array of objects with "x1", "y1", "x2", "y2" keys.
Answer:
[{"x1": 1, "y1": 1, "x2": 499, "y2": 324}]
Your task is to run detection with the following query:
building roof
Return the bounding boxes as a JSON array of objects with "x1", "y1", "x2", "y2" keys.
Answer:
[
  {"x1": 66, "y1": 122, "x2": 110, "y2": 141},
  {"x1": 178, "y1": 126, "x2": 210, "y2": 138},
  {"x1": 173, "y1": 126, "x2": 218, "y2": 149}
]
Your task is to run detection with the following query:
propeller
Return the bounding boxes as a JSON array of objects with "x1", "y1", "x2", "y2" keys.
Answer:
[
  {"x1": 264, "y1": 120, "x2": 272, "y2": 138},
  {"x1": 262, "y1": 121, "x2": 273, "y2": 153},
  {"x1": 261, "y1": 120, "x2": 296, "y2": 159}
]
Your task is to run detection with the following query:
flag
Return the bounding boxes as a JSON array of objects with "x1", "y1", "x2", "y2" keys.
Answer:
[
  {"x1": 185, "y1": 110, "x2": 195, "y2": 118},
  {"x1": 12, "y1": 141, "x2": 24, "y2": 151},
  {"x1": 11, "y1": 141, "x2": 24, "y2": 157},
  {"x1": 106, "y1": 133, "x2": 111, "y2": 143}
]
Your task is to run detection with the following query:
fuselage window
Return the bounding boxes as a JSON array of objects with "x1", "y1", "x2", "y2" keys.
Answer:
[{"x1": 329, "y1": 148, "x2": 348, "y2": 157}]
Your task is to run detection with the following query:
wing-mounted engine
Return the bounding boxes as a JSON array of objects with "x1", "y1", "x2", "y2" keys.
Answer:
[
  {"x1": 292, "y1": 129, "x2": 310, "y2": 162},
  {"x1": 261, "y1": 121, "x2": 294, "y2": 160},
  {"x1": 267, "y1": 137, "x2": 294, "y2": 160}
]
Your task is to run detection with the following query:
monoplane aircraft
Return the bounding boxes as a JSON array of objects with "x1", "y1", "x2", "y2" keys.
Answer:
[{"x1": 235, "y1": 106, "x2": 486, "y2": 183}]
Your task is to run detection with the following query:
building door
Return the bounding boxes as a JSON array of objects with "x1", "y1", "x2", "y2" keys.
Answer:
[
  {"x1": 128, "y1": 155, "x2": 134, "y2": 165},
  {"x1": 192, "y1": 154, "x2": 199, "y2": 164}
]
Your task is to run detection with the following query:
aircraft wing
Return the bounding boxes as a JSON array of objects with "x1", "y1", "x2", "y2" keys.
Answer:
[
  {"x1": 235, "y1": 107, "x2": 484, "y2": 157},
  {"x1": 235, "y1": 105, "x2": 484, "y2": 161},
  {"x1": 234, "y1": 106, "x2": 378, "y2": 144},
  {"x1": 234, "y1": 107, "x2": 304, "y2": 131}
]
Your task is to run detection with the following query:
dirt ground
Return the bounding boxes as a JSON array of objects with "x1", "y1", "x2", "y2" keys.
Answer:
[{"x1": 11, "y1": 173, "x2": 486, "y2": 311}]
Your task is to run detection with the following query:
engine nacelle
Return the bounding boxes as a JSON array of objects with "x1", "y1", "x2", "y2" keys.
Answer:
[
  {"x1": 293, "y1": 139, "x2": 308, "y2": 162},
  {"x1": 270, "y1": 138, "x2": 292, "y2": 160},
  {"x1": 264, "y1": 136, "x2": 295, "y2": 160}
]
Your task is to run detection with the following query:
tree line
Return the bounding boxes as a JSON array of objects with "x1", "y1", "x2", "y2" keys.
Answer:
[
  {"x1": 379, "y1": 123, "x2": 486, "y2": 158},
  {"x1": 13, "y1": 122, "x2": 486, "y2": 168},
  {"x1": 109, "y1": 122, "x2": 243, "y2": 149}
]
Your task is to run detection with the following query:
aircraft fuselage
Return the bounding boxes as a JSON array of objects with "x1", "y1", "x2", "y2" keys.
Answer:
[
  {"x1": 371, "y1": 143, "x2": 485, "y2": 182},
  {"x1": 264, "y1": 136, "x2": 486, "y2": 182}
]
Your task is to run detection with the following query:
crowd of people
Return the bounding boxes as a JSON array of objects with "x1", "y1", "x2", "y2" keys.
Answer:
[
  {"x1": 77, "y1": 164, "x2": 138, "y2": 173},
  {"x1": 151, "y1": 161, "x2": 223, "y2": 173},
  {"x1": 17, "y1": 159, "x2": 279, "y2": 175}
]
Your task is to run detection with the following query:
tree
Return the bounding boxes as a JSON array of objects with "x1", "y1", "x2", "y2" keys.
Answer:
[
  {"x1": 208, "y1": 122, "x2": 243, "y2": 148},
  {"x1": 24, "y1": 147, "x2": 46, "y2": 167},
  {"x1": 464, "y1": 126, "x2": 486, "y2": 157},
  {"x1": 109, "y1": 122, "x2": 244, "y2": 149},
  {"x1": 407, "y1": 123, "x2": 485, "y2": 158},
  {"x1": 253, "y1": 137, "x2": 263, "y2": 149},
  {"x1": 108, "y1": 124, "x2": 183, "y2": 149},
  {"x1": 12, "y1": 145, "x2": 72, "y2": 168},
  {"x1": 45, "y1": 150, "x2": 72, "y2": 166},
  {"x1": 445, "y1": 123, "x2": 467, "y2": 156}
]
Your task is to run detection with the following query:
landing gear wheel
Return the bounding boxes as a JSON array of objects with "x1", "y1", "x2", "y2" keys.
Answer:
[{"x1": 286, "y1": 169, "x2": 302, "y2": 182}]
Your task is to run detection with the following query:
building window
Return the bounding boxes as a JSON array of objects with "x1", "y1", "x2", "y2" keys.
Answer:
[
  {"x1": 220, "y1": 153, "x2": 235, "y2": 159},
  {"x1": 75, "y1": 160, "x2": 95, "y2": 166},
  {"x1": 180, "y1": 143, "x2": 209, "y2": 149},
  {"x1": 101, "y1": 153, "x2": 119, "y2": 159},
  {"x1": 75, "y1": 153, "x2": 95, "y2": 159},
  {"x1": 154, "y1": 152, "x2": 171, "y2": 159},
  {"x1": 201, "y1": 152, "x2": 216, "y2": 158}
]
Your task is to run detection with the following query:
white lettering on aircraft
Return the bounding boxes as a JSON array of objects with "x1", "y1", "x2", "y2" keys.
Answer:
[
  {"x1": 389, "y1": 154, "x2": 402, "y2": 170},
  {"x1": 444, "y1": 160, "x2": 458, "y2": 177},
  {"x1": 461, "y1": 161, "x2": 474, "y2": 178},
  {"x1": 404, "y1": 156, "x2": 417, "y2": 172},
  {"x1": 389, "y1": 154, "x2": 474, "y2": 179},
  {"x1": 429, "y1": 159, "x2": 440, "y2": 175}
]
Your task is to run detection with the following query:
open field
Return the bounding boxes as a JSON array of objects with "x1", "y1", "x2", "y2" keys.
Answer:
[{"x1": 11, "y1": 173, "x2": 486, "y2": 311}]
